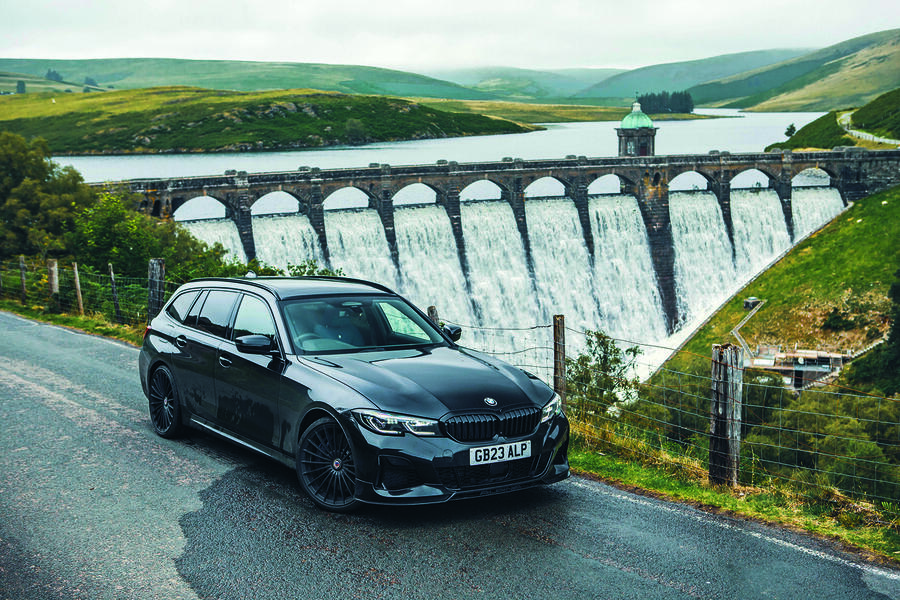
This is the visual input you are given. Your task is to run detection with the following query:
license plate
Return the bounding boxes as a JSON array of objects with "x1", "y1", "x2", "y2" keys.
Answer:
[{"x1": 469, "y1": 441, "x2": 531, "y2": 466}]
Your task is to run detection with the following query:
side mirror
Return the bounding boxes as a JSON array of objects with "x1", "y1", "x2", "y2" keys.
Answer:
[
  {"x1": 235, "y1": 334, "x2": 275, "y2": 355},
  {"x1": 443, "y1": 324, "x2": 462, "y2": 342}
]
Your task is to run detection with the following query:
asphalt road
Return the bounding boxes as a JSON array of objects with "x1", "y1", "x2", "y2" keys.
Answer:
[{"x1": 1, "y1": 310, "x2": 899, "y2": 600}]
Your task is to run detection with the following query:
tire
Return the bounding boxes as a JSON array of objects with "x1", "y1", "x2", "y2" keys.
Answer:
[
  {"x1": 148, "y1": 365, "x2": 183, "y2": 438},
  {"x1": 296, "y1": 417, "x2": 360, "y2": 512}
]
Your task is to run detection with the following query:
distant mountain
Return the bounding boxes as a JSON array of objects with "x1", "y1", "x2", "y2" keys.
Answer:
[
  {"x1": 689, "y1": 29, "x2": 900, "y2": 110},
  {"x1": 573, "y1": 49, "x2": 811, "y2": 99},
  {"x1": 0, "y1": 58, "x2": 495, "y2": 100},
  {"x1": 423, "y1": 66, "x2": 625, "y2": 100}
]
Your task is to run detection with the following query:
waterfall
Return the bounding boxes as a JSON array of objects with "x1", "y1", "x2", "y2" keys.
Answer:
[
  {"x1": 459, "y1": 200, "x2": 540, "y2": 355},
  {"x1": 179, "y1": 218, "x2": 247, "y2": 263},
  {"x1": 525, "y1": 197, "x2": 601, "y2": 334},
  {"x1": 791, "y1": 187, "x2": 844, "y2": 240},
  {"x1": 393, "y1": 204, "x2": 476, "y2": 326},
  {"x1": 589, "y1": 195, "x2": 667, "y2": 342},
  {"x1": 252, "y1": 214, "x2": 324, "y2": 270},
  {"x1": 670, "y1": 191, "x2": 737, "y2": 324},
  {"x1": 324, "y1": 209, "x2": 400, "y2": 288},
  {"x1": 730, "y1": 189, "x2": 791, "y2": 278}
]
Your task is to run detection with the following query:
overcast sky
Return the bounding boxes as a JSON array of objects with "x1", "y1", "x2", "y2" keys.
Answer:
[{"x1": 1, "y1": 0, "x2": 898, "y2": 72}]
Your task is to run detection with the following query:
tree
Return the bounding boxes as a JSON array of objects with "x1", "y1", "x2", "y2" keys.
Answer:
[
  {"x1": 565, "y1": 330, "x2": 642, "y2": 419},
  {"x1": 16, "y1": 80, "x2": 25, "y2": 94},
  {"x1": 0, "y1": 132, "x2": 95, "y2": 260},
  {"x1": 84, "y1": 76, "x2": 98, "y2": 87},
  {"x1": 45, "y1": 69, "x2": 63, "y2": 82},
  {"x1": 785, "y1": 123, "x2": 797, "y2": 137},
  {"x1": 344, "y1": 118, "x2": 368, "y2": 145}
]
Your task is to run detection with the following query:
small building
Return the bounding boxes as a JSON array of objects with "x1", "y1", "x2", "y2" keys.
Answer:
[
  {"x1": 743, "y1": 297, "x2": 762, "y2": 310},
  {"x1": 617, "y1": 102, "x2": 657, "y2": 157}
]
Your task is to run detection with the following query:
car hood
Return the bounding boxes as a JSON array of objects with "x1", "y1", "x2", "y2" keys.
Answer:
[{"x1": 298, "y1": 346, "x2": 551, "y2": 417}]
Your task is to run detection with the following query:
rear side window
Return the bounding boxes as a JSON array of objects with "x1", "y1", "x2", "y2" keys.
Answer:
[
  {"x1": 166, "y1": 290, "x2": 199, "y2": 323},
  {"x1": 196, "y1": 290, "x2": 239, "y2": 338}
]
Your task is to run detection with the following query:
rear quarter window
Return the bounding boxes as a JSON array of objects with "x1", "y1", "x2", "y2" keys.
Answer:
[{"x1": 166, "y1": 290, "x2": 199, "y2": 323}]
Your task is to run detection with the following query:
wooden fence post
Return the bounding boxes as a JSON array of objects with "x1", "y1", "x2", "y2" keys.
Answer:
[
  {"x1": 72, "y1": 262, "x2": 84, "y2": 316},
  {"x1": 47, "y1": 259, "x2": 59, "y2": 312},
  {"x1": 147, "y1": 258, "x2": 166, "y2": 322},
  {"x1": 710, "y1": 343, "x2": 743, "y2": 486},
  {"x1": 108, "y1": 263, "x2": 123, "y2": 324},
  {"x1": 553, "y1": 314, "x2": 566, "y2": 411},
  {"x1": 19, "y1": 255, "x2": 27, "y2": 305}
]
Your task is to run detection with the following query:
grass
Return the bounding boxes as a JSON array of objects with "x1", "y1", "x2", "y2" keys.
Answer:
[
  {"x1": 852, "y1": 88, "x2": 900, "y2": 140},
  {"x1": 662, "y1": 185, "x2": 900, "y2": 376},
  {"x1": 415, "y1": 98, "x2": 711, "y2": 124},
  {"x1": 0, "y1": 298, "x2": 144, "y2": 346},
  {"x1": 569, "y1": 439, "x2": 900, "y2": 565},
  {"x1": 0, "y1": 86, "x2": 533, "y2": 155},
  {"x1": 765, "y1": 111, "x2": 853, "y2": 151}
]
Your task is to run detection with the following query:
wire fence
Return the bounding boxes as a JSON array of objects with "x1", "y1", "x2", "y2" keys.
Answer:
[
  {"x1": 2, "y1": 260, "x2": 897, "y2": 522},
  {"x1": 452, "y1": 314, "x2": 900, "y2": 522},
  {"x1": 0, "y1": 258, "x2": 180, "y2": 327}
]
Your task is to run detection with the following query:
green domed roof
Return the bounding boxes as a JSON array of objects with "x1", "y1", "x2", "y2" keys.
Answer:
[{"x1": 621, "y1": 102, "x2": 653, "y2": 129}]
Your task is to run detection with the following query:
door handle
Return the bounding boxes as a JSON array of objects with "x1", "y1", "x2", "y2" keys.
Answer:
[
  {"x1": 175, "y1": 335, "x2": 187, "y2": 348},
  {"x1": 219, "y1": 356, "x2": 232, "y2": 368}
]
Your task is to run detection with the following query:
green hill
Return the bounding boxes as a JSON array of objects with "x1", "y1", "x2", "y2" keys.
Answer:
[
  {"x1": 688, "y1": 29, "x2": 900, "y2": 110},
  {"x1": 424, "y1": 66, "x2": 625, "y2": 101},
  {"x1": 0, "y1": 70, "x2": 105, "y2": 94},
  {"x1": 0, "y1": 58, "x2": 494, "y2": 100},
  {"x1": 573, "y1": 49, "x2": 810, "y2": 100},
  {"x1": 851, "y1": 88, "x2": 900, "y2": 139},
  {"x1": 0, "y1": 86, "x2": 532, "y2": 155},
  {"x1": 766, "y1": 87, "x2": 900, "y2": 151},
  {"x1": 663, "y1": 184, "x2": 900, "y2": 376}
]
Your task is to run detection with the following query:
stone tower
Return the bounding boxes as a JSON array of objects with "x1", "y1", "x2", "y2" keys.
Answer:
[{"x1": 617, "y1": 101, "x2": 657, "y2": 157}]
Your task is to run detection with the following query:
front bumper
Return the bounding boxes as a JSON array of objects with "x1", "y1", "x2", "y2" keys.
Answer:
[{"x1": 342, "y1": 412, "x2": 569, "y2": 505}]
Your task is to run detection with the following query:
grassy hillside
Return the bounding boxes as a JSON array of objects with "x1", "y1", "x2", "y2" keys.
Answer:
[
  {"x1": 573, "y1": 49, "x2": 810, "y2": 99},
  {"x1": 0, "y1": 86, "x2": 532, "y2": 154},
  {"x1": 662, "y1": 185, "x2": 900, "y2": 375},
  {"x1": 765, "y1": 112, "x2": 853, "y2": 151},
  {"x1": 766, "y1": 88, "x2": 899, "y2": 150},
  {"x1": 0, "y1": 58, "x2": 494, "y2": 100},
  {"x1": 689, "y1": 29, "x2": 900, "y2": 111},
  {"x1": 424, "y1": 66, "x2": 625, "y2": 101},
  {"x1": 851, "y1": 88, "x2": 900, "y2": 139}
]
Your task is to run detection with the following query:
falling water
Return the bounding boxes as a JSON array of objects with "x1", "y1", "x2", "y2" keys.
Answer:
[
  {"x1": 324, "y1": 209, "x2": 400, "y2": 288},
  {"x1": 178, "y1": 218, "x2": 247, "y2": 263},
  {"x1": 730, "y1": 189, "x2": 792, "y2": 278},
  {"x1": 459, "y1": 201, "x2": 538, "y2": 324},
  {"x1": 252, "y1": 214, "x2": 324, "y2": 270},
  {"x1": 670, "y1": 191, "x2": 737, "y2": 325},
  {"x1": 525, "y1": 197, "x2": 601, "y2": 334},
  {"x1": 589, "y1": 195, "x2": 667, "y2": 342},
  {"x1": 393, "y1": 204, "x2": 476, "y2": 326},
  {"x1": 791, "y1": 187, "x2": 845, "y2": 240}
]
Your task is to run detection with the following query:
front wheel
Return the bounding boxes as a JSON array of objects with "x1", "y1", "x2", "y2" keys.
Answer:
[
  {"x1": 296, "y1": 417, "x2": 360, "y2": 512},
  {"x1": 148, "y1": 365, "x2": 183, "y2": 438}
]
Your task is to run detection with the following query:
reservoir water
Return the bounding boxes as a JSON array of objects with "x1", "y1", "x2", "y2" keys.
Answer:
[{"x1": 58, "y1": 109, "x2": 844, "y2": 377}]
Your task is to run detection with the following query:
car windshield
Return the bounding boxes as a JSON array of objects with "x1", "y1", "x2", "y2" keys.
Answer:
[{"x1": 281, "y1": 295, "x2": 447, "y2": 354}]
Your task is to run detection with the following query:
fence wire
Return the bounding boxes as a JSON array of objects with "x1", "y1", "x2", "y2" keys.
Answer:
[
  {"x1": 452, "y1": 314, "x2": 899, "y2": 519},
  {"x1": 0, "y1": 259, "x2": 179, "y2": 327},
  {"x1": 3, "y1": 261, "x2": 898, "y2": 520}
]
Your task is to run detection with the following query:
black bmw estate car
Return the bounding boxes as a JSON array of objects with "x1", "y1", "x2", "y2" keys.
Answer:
[{"x1": 139, "y1": 276, "x2": 569, "y2": 511}]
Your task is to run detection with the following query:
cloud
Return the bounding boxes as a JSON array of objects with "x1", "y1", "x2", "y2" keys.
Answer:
[{"x1": 1, "y1": 0, "x2": 898, "y2": 69}]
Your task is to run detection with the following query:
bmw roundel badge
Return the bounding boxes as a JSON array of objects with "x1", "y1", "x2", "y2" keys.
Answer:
[{"x1": 483, "y1": 397, "x2": 498, "y2": 406}]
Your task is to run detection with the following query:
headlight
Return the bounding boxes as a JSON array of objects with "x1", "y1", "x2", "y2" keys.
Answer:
[
  {"x1": 541, "y1": 393, "x2": 562, "y2": 423},
  {"x1": 352, "y1": 409, "x2": 441, "y2": 437}
]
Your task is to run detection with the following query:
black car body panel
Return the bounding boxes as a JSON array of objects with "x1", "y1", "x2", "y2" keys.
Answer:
[{"x1": 139, "y1": 276, "x2": 569, "y2": 508}]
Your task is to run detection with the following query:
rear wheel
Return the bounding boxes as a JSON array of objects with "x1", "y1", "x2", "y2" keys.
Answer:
[
  {"x1": 296, "y1": 417, "x2": 360, "y2": 512},
  {"x1": 148, "y1": 365, "x2": 182, "y2": 438}
]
